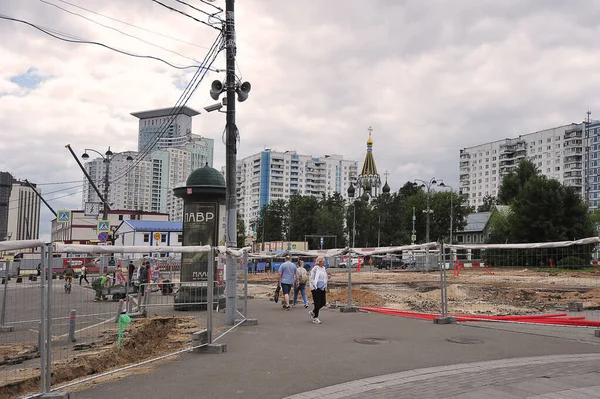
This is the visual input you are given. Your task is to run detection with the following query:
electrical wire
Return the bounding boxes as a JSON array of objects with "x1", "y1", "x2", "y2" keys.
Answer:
[
  {"x1": 54, "y1": 0, "x2": 211, "y2": 49},
  {"x1": 198, "y1": 0, "x2": 223, "y2": 12},
  {"x1": 39, "y1": 0, "x2": 202, "y2": 64},
  {"x1": 35, "y1": 180, "x2": 83, "y2": 186},
  {"x1": 174, "y1": 0, "x2": 222, "y2": 21},
  {"x1": 151, "y1": 0, "x2": 221, "y2": 31},
  {"x1": 0, "y1": 14, "x2": 202, "y2": 70},
  {"x1": 107, "y1": 32, "x2": 224, "y2": 182}
]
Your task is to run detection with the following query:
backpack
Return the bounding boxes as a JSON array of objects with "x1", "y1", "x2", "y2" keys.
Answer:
[{"x1": 299, "y1": 268, "x2": 309, "y2": 284}]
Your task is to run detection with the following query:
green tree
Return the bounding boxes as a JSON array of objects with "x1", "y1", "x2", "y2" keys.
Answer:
[
  {"x1": 497, "y1": 159, "x2": 539, "y2": 204},
  {"x1": 429, "y1": 191, "x2": 470, "y2": 243},
  {"x1": 498, "y1": 176, "x2": 594, "y2": 243},
  {"x1": 312, "y1": 193, "x2": 347, "y2": 248},
  {"x1": 288, "y1": 194, "x2": 319, "y2": 242},
  {"x1": 236, "y1": 211, "x2": 246, "y2": 248},
  {"x1": 254, "y1": 199, "x2": 288, "y2": 242},
  {"x1": 477, "y1": 195, "x2": 497, "y2": 212}
]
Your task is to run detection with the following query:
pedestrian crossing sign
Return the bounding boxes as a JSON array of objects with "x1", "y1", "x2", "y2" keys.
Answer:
[
  {"x1": 57, "y1": 210, "x2": 71, "y2": 224},
  {"x1": 97, "y1": 220, "x2": 110, "y2": 232}
]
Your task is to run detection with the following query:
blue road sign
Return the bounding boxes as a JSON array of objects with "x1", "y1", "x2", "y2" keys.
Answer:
[
  {"x1": 57, "y1": 210, "x2": 71, "y2": 223},
  {"x1": 98, "y1": 232, "x2": 108, "y2": 242},
  {"x1": 97, "y1": 220, "x2": 110, "y2": 232}
]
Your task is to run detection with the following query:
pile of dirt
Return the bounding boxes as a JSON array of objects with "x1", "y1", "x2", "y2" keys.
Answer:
[
  {"x1": 327, "y1": 288, "x2": 385, "y2": 307},
  {"x1": 0, "y1": 343, "x2": 39, "y2": 366},
  {"x1": 0, "y1": 316, "x2": 198, "y2": 399}
]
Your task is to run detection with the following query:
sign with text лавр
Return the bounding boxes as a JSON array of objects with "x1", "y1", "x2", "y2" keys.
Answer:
[{"x1": 181, "y1": 203, "x2": 218, "y2": 282}]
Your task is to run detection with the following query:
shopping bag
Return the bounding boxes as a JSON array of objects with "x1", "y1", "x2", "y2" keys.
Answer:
[{"x1": 274, "y1": 284, "x2": 281, "y2": 303}]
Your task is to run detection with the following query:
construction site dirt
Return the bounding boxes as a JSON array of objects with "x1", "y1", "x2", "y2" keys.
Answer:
[{"x1": 246, "y1": 268, "x2": 600, "y2": 315}]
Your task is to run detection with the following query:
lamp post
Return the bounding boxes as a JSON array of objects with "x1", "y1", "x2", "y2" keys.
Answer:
[
  {"x1": 439, "y1": 183, "x2": 454, "y2": 244},
  {"x1": 82, "y1": 148, "x2": 131, "y2": 269},
  {"x1": 414, "y1": 178, "x2": 443, "y2": 243},
  {"x1": 347, "y1": 183, "x2": 356, "y2": 247},
  {"x1": 81, "y1": 147, "x2": 133, "y2": 220}
]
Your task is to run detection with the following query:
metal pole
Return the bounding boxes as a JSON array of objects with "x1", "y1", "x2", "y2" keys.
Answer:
[
  {"x1": 224, "y1": 0, "x2": 238, "y2": 325},
  {"x1": 449, "y1": 190, "x2": 453, "y2": 244},
  {"x1": 352, "y1": 202, "x2": 356, "y2": 248},
  {"x1": 412, "y1": 207, "x2": 416, "y2": 245},
  {"x1": 439, "y1": 243, "x2": 446, "y2": 318},
  {"x1": 68, "y1": 309, "x2": 76, "y2": 342},
  {"x1": 103, "y1": 157, "x2": 110, "y2": 220},
  {"x1": 347, "y1": 256, "x2": 352, "y2": 308},
  {"x1": 1, "y1": 260, "x2": 9, "y2": 327},
  {"x1": 39, "y1": 244, "x2": 48, "y2": 393},
  {"x1": 207, "y1": 248, "x2": 214, "y2": 344},
  {"x1": 377, "y1": 213, "x2": 380, "y2": 248},
  {"x1": 243, "y1": 251, "x2": 248, "y2": 317},
  {"x1": 425, "y1": 188, "x2": 431, "y2": 243},
  {"x1": 24, "y1": 179, "x2": 57, "y2": 217},
  {"x1": 45, "y1": 243, "x2": 53, "y2": 391},
  {"x1": 64, "y1": 144, "x2": 109, "y2": 210}
]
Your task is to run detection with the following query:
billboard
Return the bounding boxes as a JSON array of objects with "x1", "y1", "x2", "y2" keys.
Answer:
[{"x1": 181, "y1": 202, "x2": 219, "y2": 282}]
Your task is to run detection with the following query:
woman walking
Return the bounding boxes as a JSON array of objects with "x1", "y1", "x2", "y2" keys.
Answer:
[
  {"x1": 293, "y1": 260, "x2": 309, "y2": 308},
  {"x1": 309, "y1": 256, "x2": 328, "y2": 324}
]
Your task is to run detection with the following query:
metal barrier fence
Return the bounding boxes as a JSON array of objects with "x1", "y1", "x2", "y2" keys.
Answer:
[
  {"x1": 0, "y1": 242, "x2": 250, "y2": 398},
  {"x1": 4, "y1": 237, "x2": 600, "y2": 397}
]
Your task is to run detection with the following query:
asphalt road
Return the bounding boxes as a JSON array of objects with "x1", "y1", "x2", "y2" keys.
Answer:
[{"x1": 0, "y1": 276, "x2": 120, "y2": 346}]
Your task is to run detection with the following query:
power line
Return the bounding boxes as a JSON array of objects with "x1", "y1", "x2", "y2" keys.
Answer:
[
  {"x1": 151, "y1": 0, "x2": 221, "y2": 31},
  {"x1": 108, "y1": 33, "x2": 224, "y2": 183},
  {"x1": 39, "y1": 0, "x2": 202, "y2": 64},
  {"x1": 174, "y1": 0, "x2": 222, "y2": 22},
  {"x1": 55, "y1": 0, "x2": 211, "y2": 49},
  {"x1": 198, "y1": 0, "x2": 223, "y2": 12},
  {"x1": 34, "y1": 180, "x2": 83, "y2": 186},
  {"x1": 0, "y1": 14, "x2": 202, "y2": 70}
]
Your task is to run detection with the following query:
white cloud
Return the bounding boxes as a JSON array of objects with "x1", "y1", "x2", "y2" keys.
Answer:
[{"x1": 1, "y1": 0, "x2": 600, "y2": 237}]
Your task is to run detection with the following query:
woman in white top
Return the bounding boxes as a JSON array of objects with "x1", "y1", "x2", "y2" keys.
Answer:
[{"x1": 309, "y1": 256, "x2": 328, "y2": 324}]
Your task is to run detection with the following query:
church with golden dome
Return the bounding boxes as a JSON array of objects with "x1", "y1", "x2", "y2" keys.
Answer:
[{"x1": 355, "y1": 126, "x2": 389, "y2": 199}]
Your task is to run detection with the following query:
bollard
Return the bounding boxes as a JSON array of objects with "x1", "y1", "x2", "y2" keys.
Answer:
[
  {"x1": 68, "y1": 309, "x2": 76, "y2": 342},
  {"x1": 115, "y1": 299, "x2": 125, "y2": 322}
]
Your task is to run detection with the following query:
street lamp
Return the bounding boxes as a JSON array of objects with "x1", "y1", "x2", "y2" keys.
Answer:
[
  {"x1": 439, "y1": 183, "x2": 454, "y2": 244},
  {"x1": 81, "y1": 147, "x2": 133, "y2": 220},
  {"x1": 414, "y1": 177, "x2": 443, "y2": 243},
  {"x1": 347, "y1": 182, "x2": 356, "y2": 248}
]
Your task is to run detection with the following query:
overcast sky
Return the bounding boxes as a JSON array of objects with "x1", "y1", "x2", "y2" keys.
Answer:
[{"x1": 2, "y1": 0, "x2": 600, "y2": 240}]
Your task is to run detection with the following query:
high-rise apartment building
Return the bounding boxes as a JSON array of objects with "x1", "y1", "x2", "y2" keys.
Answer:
[
  {"x1": 236, "y1": 150, "x2": 358, "y2": 235},
  {"x1": 131, "y1": 106, "x2": 200, "y2": 153},
  {"x1": 6, "y1": 180, "x2": 41, "y2": 240},
  {"x1": 0, "y1": 172, "x2": 12, "y2": 240},
  {"x1": 459, "y1": 123, "x2": 586, "y2": 209},
  {"x1": 585, "y1": 120, "x2": 600, "y2": 209},
  {"x1": 82, "y1": 136, "x2": 214, "y2": 220}
]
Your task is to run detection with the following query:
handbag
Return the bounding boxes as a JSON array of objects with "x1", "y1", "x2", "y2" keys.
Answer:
[{"x1": 274, "y1": 284, "x2": 281, "y2": 303}]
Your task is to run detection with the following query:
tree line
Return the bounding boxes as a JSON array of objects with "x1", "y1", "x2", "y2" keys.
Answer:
[{"x1": 248, "y1": 184, "x2": 470, "y2": 249}]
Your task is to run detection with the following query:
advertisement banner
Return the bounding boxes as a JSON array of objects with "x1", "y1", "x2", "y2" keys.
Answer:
[{"x1": 181, "y1": 202, "x2": 218, "y2": 282}]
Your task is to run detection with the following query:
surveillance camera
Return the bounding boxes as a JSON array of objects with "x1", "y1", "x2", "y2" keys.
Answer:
[{"x1": 203, "y1": 103, "x2": 223, "y2": 113}]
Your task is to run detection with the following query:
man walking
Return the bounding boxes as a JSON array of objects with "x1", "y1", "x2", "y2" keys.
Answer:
[
  {"x1": 127, "y1": 260, "x2": 135, "y2": 286},
  {"x1": 79, "y1": 264, "x2": 89, "y2": 285},
  {"x1": 278, "y1": 255, "x2": 297, "y2": 310}
]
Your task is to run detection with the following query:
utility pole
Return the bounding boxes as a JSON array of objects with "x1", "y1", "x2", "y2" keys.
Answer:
[
  {"x1": 224, "y1": 0, "x2": 237, "y2": 325},
  {"x1": 411, "y1": 207, "x2": 416, "y2": 245},
  {"x1": 102, "y1": 158, "x2": 110, "y2": 220}
]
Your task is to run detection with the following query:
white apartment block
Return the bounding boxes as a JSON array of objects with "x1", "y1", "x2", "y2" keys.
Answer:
[
  {"x1": 82, "y1": 136, "x2": 214, "y2": 221},
  {"x1": 236, "y1": 150, "x2": 358, "y2": 235},
  {"x1": 131, "y1": 106, "x2": 200, "y2": 153},
  {"x1": 7, "y1": 181, "x2": 41, "y2": 240},
  {"x1": 459, "y1": 123, "x2": 584, "y2": 209}
]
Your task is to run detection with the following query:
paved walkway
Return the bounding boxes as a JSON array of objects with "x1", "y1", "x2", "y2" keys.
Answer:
[
  {"x1": 77, "y1": 299, "x2": 600, "y2": 399},
  {"x1": 284, "y1": 354, "x2": 600, "y2": 398}
]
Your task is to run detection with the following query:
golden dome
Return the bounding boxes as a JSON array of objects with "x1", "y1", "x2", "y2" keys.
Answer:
[{"x1": 367, "y1": 132, "x2": 373, "y2": 146}]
